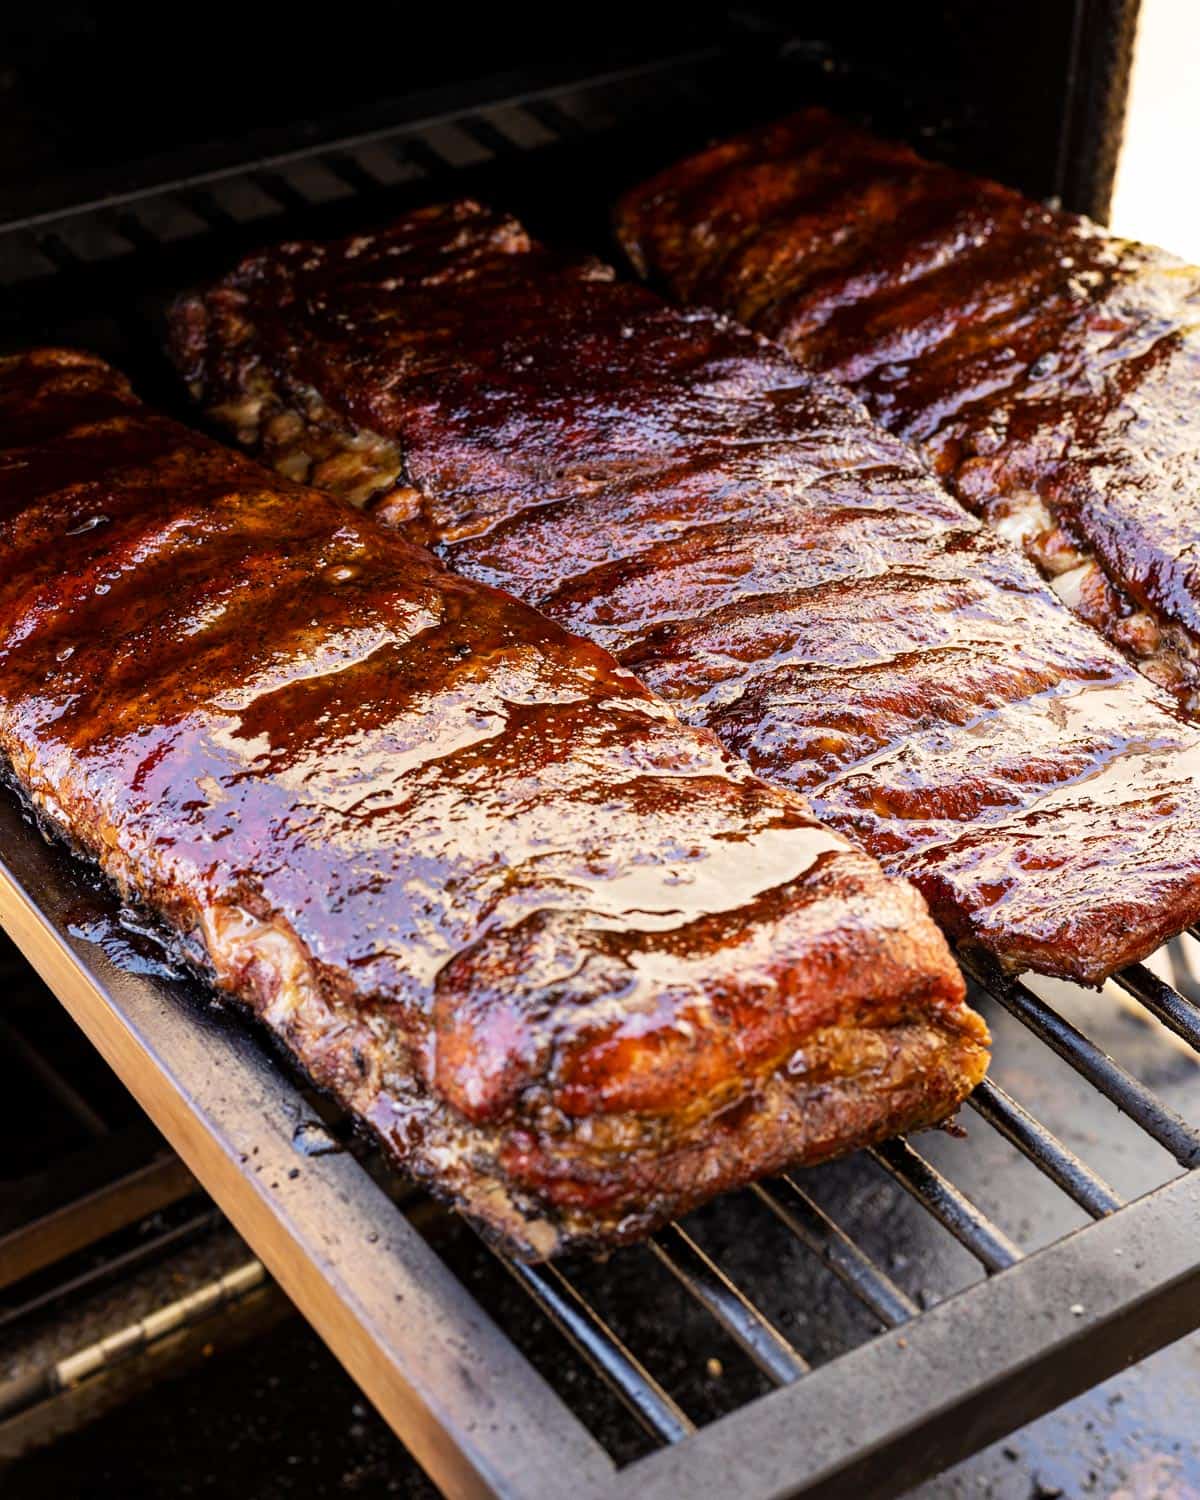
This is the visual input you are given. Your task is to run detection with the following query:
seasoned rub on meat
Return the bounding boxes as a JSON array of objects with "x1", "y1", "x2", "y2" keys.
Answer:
[
  {"x1": 0, "y1": 348, "x2": 982, "y2": 1258},
  {"x1": 617, "y1": 109, "x2": 1200, "y2": 715},
  {"x1": 171, "y1": 201, "x2": 1200, "y2": 984}
]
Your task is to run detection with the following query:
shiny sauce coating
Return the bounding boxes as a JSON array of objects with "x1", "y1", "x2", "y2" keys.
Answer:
[
  {"x1": 617, "y1": 109, "x2": 1200, "y2": 714},
  {"x1": 0, "y1": 348, "x2": 980, "y2": 1256},
  {"x1": 173, "y1": 203, "x2": 1200, "y2": 983}
]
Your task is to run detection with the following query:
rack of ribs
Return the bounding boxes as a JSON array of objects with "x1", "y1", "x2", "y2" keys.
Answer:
[
  {"x1": 617, "y1": 109, "x2": 1200, "y2": 715},
  {"x1": 171, "y1": 201, "x2": 1200, "y2": 984},
  {"x1": 0, "y1": 347, "x2": 982, "y2": 1258}
]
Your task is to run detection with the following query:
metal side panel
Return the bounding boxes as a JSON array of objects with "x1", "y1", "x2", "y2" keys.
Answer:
[
  {"x1": 0, "y1": 794, "x2": 615, "y2": 1500},
  {"x1": 623, "y1": 1168, "x2": 1200, "y2": 1500}
]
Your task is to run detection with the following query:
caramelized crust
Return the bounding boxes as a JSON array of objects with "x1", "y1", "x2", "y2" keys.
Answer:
[
  {"x1": 617, "y1": 109, "x2": 1200, "y2": 712},
  {"x1": 171, "y1": 204, "x2": 1200, "y2": 985},
  {"x1": 0, "y1": 348, "x2": 981, "y2": 1258}
]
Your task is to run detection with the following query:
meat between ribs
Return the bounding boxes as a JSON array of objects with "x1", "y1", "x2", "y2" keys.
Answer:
[
  {"x1": 617, "y1": 109, "x2": 1200, "y2": 716},
  {"x1": 0, "y1": 348, "x2": 981, "y2": 1258},
  {"x1": 170, "y1": 201, "x2": 1200, "y2": 984}
]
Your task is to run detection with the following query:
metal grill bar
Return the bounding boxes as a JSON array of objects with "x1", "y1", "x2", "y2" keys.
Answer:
[
  {"x1": 0, "y1": 1208, "x2": 221, "y2": 1331},
  {"x1": 967, "y1": 1078, "x2": 1123, "y2": 1219},
  {"x1": 869, "y1": 1138, "x2": 1021, "y2": 1273},
  {"x1": 752, "y1": 1179, "x2": 917, "y2": 1327},
  {"x1": 0, "y1": 800, "x2": 618, "y2": 1498},
  {"x1": 0, "y1": 517, "x2": 1197, "y2": 1498},
  {"x1": 0, "y1": 1151, "x2": 197, "y2": 1292},
  {"x1": 1114, "y1": 962, "x2": 1200, "y2": 1052},
  {"x1": 524, "y1": 98, "x2": 590, "y2": 144},
  {"x1": 499, "y1": 1257, "x2": 694, "y2": 1445},
  {"x1": 249, "y1": 171, "x2": 310, "y2": 216},
  {"x1": 626, "y1": 1172, "x2": 1200, "y2": 1500},
  {"x1": 1163, "y1": 937, "x2": 1200, "y2": 1005},
  {"x1": 181, "y1": 189, "x2": 237, "y2": 231},
  {"x1": 0, "y1": 49, "x2": 719, "y2": 253},
  {"x1": 648, "y1": 1226, "x2": 808, "y2": 1387},
  {"x1": 30, "y1": 233, "x2": 78, "y2": 274},
  {"x1": 0, "y1": 1258, "x2": 271, "y2": 1425},
  {"x1": 967, "y1": 960, "x2": 1200, "y2": 1168},
  {"x1": 107, "y1": 211, "x2": 160, "y2": 256}
]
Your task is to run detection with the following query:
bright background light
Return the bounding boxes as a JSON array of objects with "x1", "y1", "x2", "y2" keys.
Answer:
[{"x1": 1110, "y1": 0, "x2": 1200, "y2": 256}]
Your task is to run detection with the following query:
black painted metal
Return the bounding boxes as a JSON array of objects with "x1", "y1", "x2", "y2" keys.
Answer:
[
  {"x1": 0, "y1": 51, "x2": 723, "y2": 291},
  {"x1": 967, "y1": 1078, "x2": 1123, "y2": 1219},
  {"x1": 499, "y1": 1257, "x2": 695, "y2": 1446},
  {"x1": 869, "y1": 1138, "x2": 1021, "y2": 1273},
  {"x1": 1058, "y1": 0, "x2": 1142, "y2": 219},
  {"x1": 0, "y1": 1013, "x2": 112, "y2": 1138}
]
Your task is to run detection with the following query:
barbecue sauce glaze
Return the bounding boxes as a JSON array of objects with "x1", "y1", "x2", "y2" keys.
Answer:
[
  {"x1": 617, "y1": 109, "x2": 1200, "y2": 714},
  {"x1": 172, "y1": 202, "x2": 1200, "y2": 984},
  {"x1": 0, "y1": 348, "x2": 981, "y2": 1256}
]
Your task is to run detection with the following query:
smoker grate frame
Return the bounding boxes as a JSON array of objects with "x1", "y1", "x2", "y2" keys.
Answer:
[{"x1": 1, "y1": 44, "x2": 1200, "y2": 1499}]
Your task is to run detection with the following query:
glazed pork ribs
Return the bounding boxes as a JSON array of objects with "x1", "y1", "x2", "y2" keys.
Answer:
[
  {"x1": 618, "y1": 109, "x2": 1200, "y2": 715},
  {"x1": 0, "y1": 348, "x2": 982, "y2": 1258},
  {"x1": 171, "y1": 201, "x2": 1200, "y2": 985}
]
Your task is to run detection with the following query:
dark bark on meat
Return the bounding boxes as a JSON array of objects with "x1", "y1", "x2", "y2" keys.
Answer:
[
  {"x1": 616, "y1": 109, "x2": 1200, "y2": 714},
  {"x1": 0, "y1": 348, "x2": 981, "y2": 1258},
  {"x1": 170, "y1": 203, "x2": 1200, "y2": 985}
]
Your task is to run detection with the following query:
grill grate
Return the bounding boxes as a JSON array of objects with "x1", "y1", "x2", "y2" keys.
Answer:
[
  {"x1": 966, "y1": 1076, "x2": 1122, "y2": 1218},
  {"x1": 1, "y1": 44, "x2": 1199, "y2": 1499},
  {"x1": 648, "y1": 1224, "x2": 810, "y2": 1387},
  {"x1": 0, "y1": 52, "x2": 727, "y2": 298},
  {"x1": 970, "y1": 958, "x2": 1200, "y2": 1167}
]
